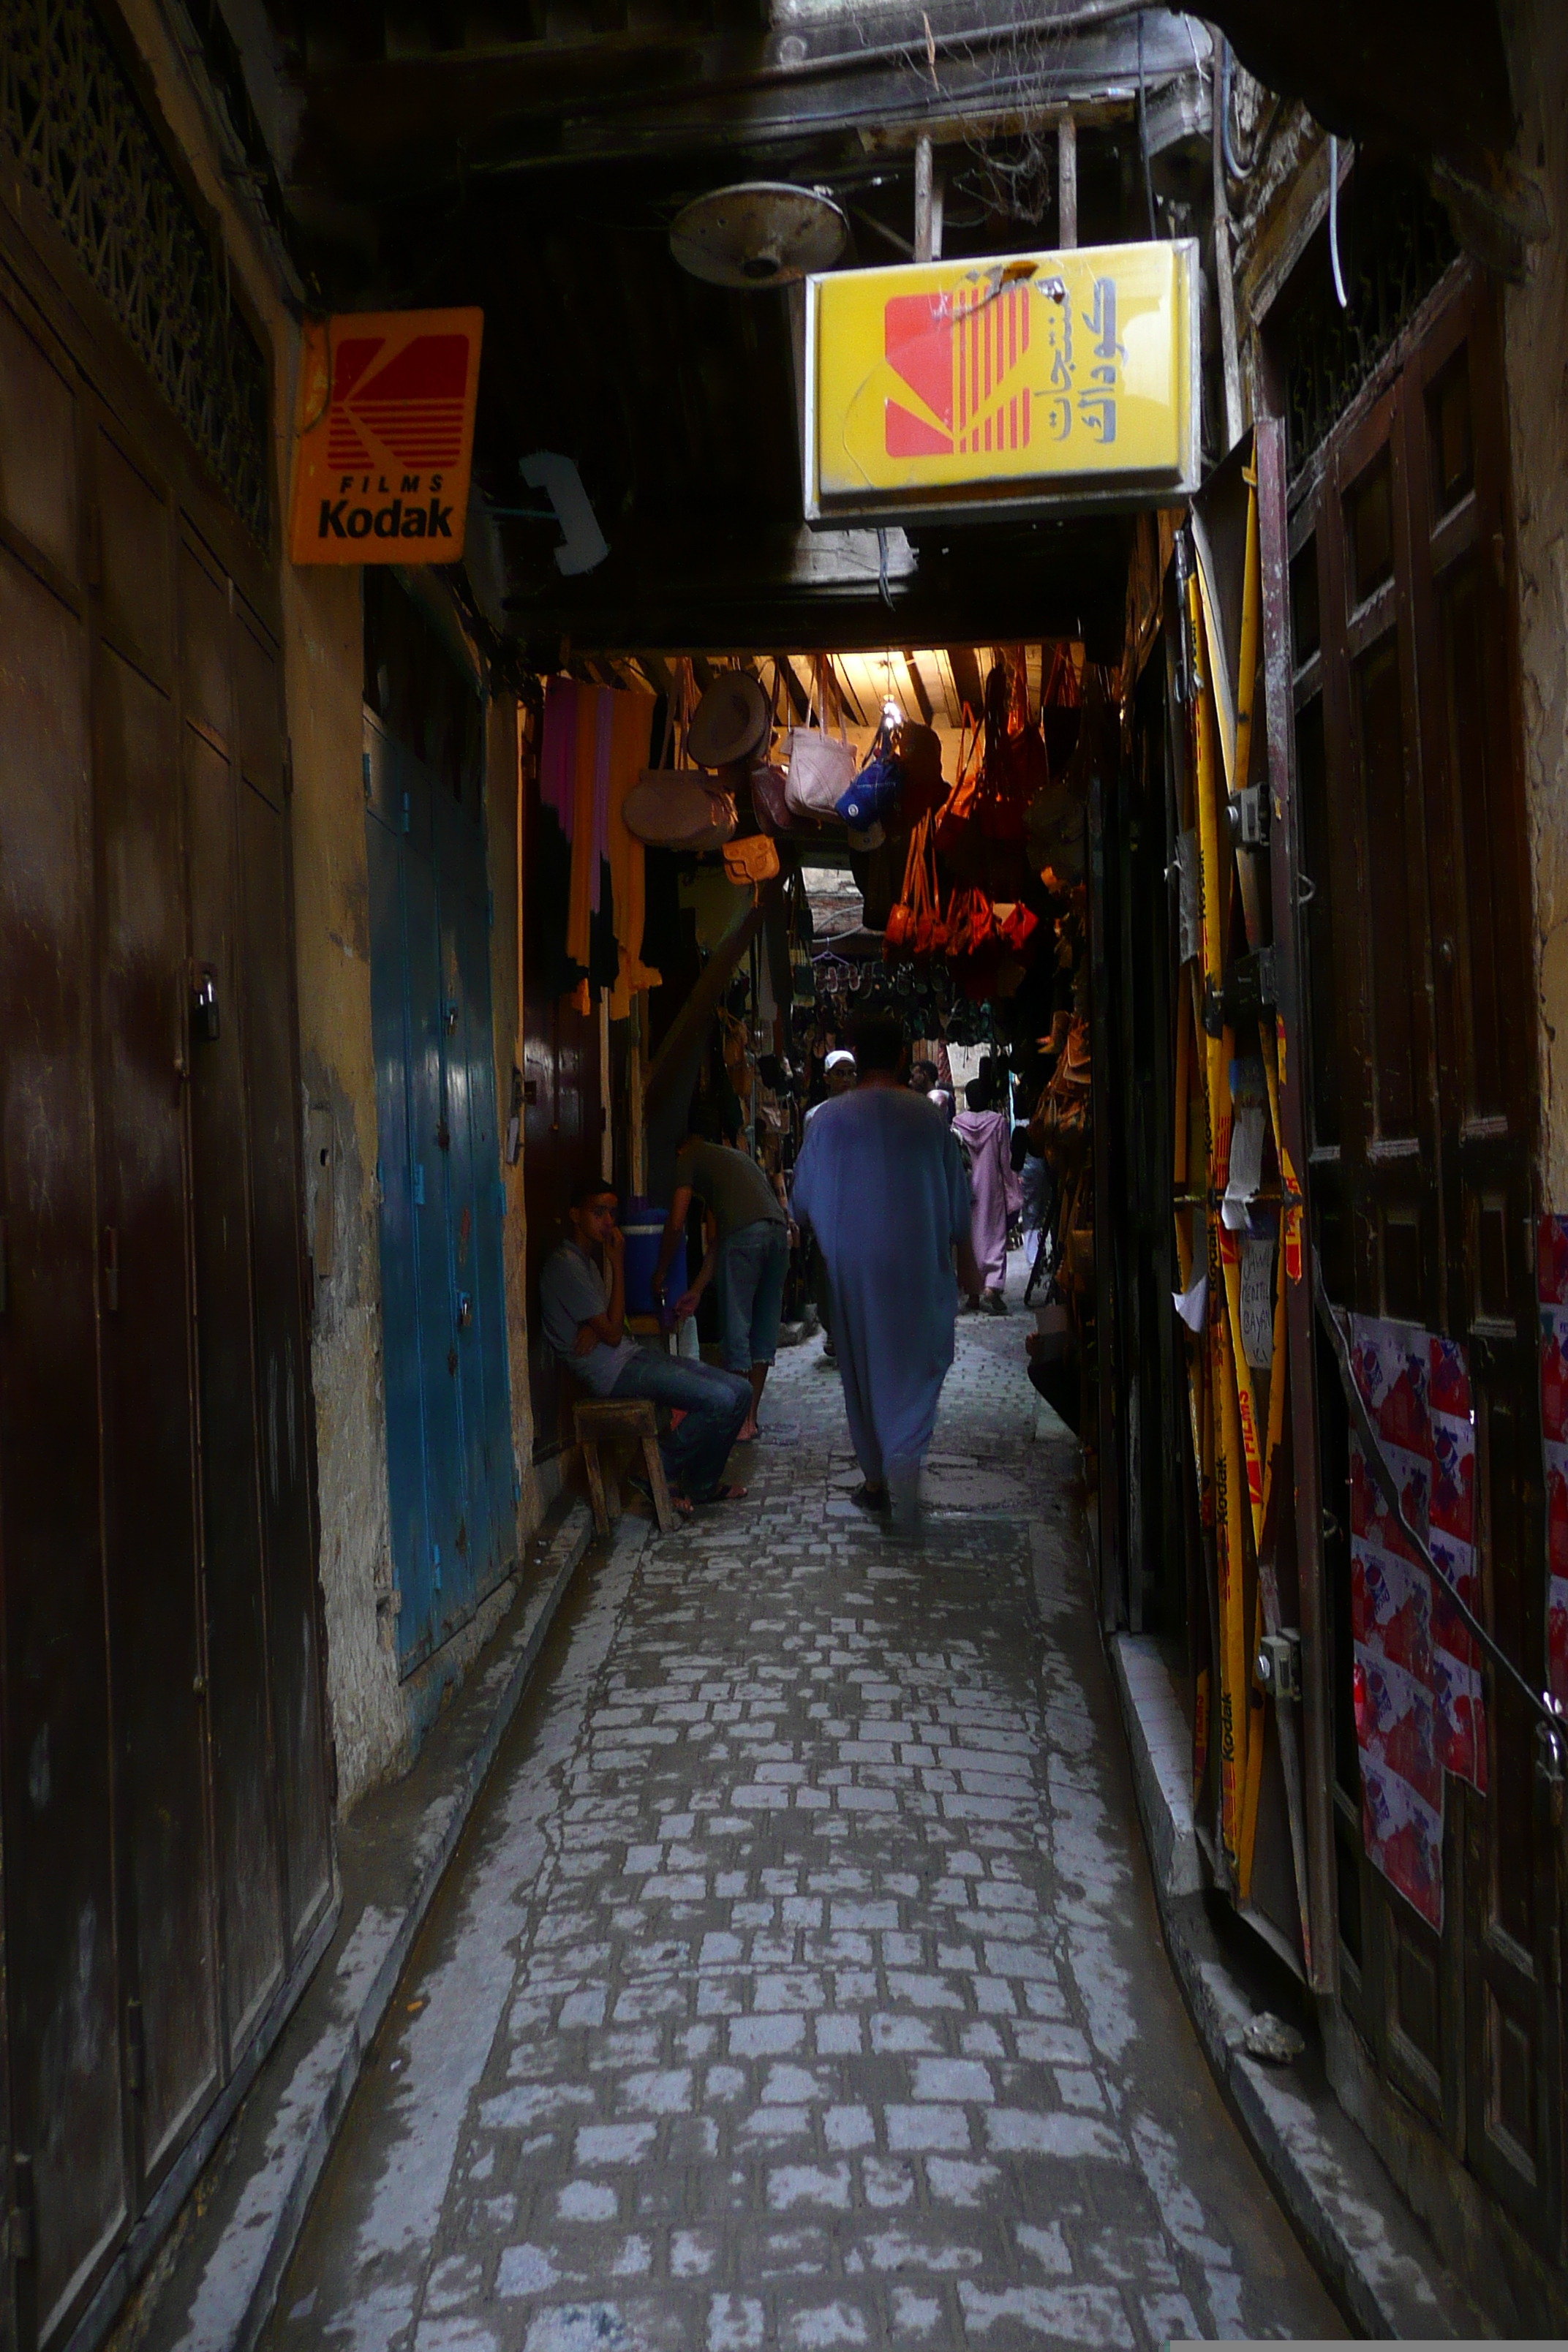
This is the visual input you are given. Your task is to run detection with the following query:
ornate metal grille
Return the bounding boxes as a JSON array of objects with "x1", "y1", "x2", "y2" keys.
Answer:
[
  {"x1": 1, "y1": 0, "x2": 269, "y2": 538},
  {"x1": 1281, "y1": 162, "x2": 1458, "y2": 489}
]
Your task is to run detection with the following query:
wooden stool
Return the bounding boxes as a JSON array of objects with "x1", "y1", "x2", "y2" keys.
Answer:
[{"x1": 573, "y1": 1398, "x2": 679, "y2": 1537}]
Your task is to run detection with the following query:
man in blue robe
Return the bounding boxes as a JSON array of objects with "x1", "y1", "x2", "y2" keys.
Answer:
[{"x1": 791, "y1": 1012, "x2": 980, "y2": 1529}]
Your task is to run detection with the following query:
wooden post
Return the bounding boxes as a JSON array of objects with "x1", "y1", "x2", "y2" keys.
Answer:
[
  {"x1": 914, "y1": 135, "x2": 934, "y2": 262},
  {"x1": 1211, "y1": 64, "x2": 1244, "y2": 451},
  {"x1": 1058, "y1": 113, "x2": 1078, "y2": 249}
]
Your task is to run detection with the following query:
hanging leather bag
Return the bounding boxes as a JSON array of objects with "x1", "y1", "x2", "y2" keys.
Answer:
[
  {"x1": 785, "y1": 657, "x2": 858, "y2": 821},
  {"x1": 623, "y1": 663, "x2": 736, "y2": 848},
  {"x1": 892, "y1": 721, "x2": 945, "y2": 821}
]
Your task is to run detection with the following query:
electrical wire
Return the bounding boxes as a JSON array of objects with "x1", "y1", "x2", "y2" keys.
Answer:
[
  {"x1": 1136, "y1": 12, "x2": 1157, "y2": 239},
  {"x1": 1327, "y1": 134, "x2": 1349, "y2": 309}
]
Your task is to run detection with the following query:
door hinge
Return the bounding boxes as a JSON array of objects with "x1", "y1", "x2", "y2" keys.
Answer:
[
  {"x1": 1255, "y1": 1629, "x2": 1303, "y2": 1702},
  {"x1": 9, "y1": 2154, "x2": 34, "y2": 2265},
  {"x1": 0, "y1": 1215, "x2": 7, "y2": 1315},
  {"x1": 361, "y1": 750, "x2": 372, "y2": 801},
  {"x1": 102, "y1": 1225, "x2": 120, "y2": 1314},
  {"x1": 126, "y1": 1997, "x2": 145, "y2": 2098}
]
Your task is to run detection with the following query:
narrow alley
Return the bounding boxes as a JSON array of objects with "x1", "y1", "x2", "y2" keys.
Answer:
[{"x1": 266, "y1": 1276, "x2": 1342, "y2": 2352}]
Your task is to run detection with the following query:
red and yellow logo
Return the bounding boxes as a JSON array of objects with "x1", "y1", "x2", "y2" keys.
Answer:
[
  {"x1": 883, "y1": 281, "x2": 1036, "y2": 459},
  {"x1": 288, "y1": 309, "x2": 483, "y2": 565}
]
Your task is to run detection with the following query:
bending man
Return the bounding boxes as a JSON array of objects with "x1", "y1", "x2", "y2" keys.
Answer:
[{"x1": 651, "y1": 1108, "x2": 792, "y2": 1442}]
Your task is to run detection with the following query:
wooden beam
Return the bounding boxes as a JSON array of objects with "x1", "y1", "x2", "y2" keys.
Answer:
[
  {"x1": 902, "y1": 650, "x2": 933, "y2": 725},
  {"x1": 1058, "y1": 111, "x2": 1079, "y2": 247}
]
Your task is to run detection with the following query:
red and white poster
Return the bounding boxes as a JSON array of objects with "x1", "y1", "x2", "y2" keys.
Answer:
[
  {"x1": 1346, "y1": 1316, "x2": 1485, "y2": 1929},
  {"x1": 1539, "y1": 1214, "x2": 1568, "y2": 1710},
  {"x1": 1349, "y1": 1316, "x2": 1443, "y2": 1928}
]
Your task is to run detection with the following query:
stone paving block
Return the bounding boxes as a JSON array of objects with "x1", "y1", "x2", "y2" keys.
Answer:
[{"x1": 260, "y1": 1293, "x2": 1349, "y2": 2352}]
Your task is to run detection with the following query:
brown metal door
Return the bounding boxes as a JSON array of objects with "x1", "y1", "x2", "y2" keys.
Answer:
[
  {"x1": 88, "y1": 415, "x2": 222, "y2": 2190},
  {"x1": 0, "y1": 187, "x2": 335, "y2": 2331},
  {"x1": 1292, "y1": 265, "x2": 1558, "y2": 2241},
  {"x1": 0, "y1": 290, "x2": 127, "y2": 2343},
  {"x1": 181, "y1": 538, "x2": 285, "y2": 2057}
]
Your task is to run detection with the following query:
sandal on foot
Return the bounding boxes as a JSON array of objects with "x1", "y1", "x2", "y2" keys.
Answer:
[
  {"x1": 689, "y1": 1482, "x2": 747, "y2": 1508},
  {"x1": 849, "y1": 1481, "x2": 890, "y2": 1513}
]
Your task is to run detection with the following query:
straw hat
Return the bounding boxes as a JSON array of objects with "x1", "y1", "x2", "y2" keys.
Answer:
[{"x1": 687, "y1": 672, "x2": 771, "y2": 769}]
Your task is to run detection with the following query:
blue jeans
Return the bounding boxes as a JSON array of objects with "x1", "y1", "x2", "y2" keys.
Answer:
[
  {"x1": 717, "y1": 1219, "x2": 791, "y2": 1373},
  {"x1": 611, "y1": 1349, "x2": 750, "y2": 1501}
]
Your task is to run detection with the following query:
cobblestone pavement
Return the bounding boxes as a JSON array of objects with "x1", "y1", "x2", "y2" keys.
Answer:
[{"x1": 269, "y1": 1263, "x2": 1344, "y2": 2351}]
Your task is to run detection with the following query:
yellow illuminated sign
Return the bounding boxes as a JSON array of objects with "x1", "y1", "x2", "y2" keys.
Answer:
[{"x1": 804, "y1": 242, "x2": 1198, "y2": 524}]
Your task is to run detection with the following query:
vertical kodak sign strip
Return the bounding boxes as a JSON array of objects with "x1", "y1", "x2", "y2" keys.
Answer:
[{"x1": 288, "y1": 309, "x2": 483, "y2": 565}]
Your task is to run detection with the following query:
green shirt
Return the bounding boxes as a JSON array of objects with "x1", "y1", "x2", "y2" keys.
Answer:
[{"x1": 674, "y1": 1139, "x2": 786, "y2": 1242}]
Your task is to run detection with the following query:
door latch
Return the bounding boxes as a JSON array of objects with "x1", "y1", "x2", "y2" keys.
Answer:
[
  {"x1": 191, "y1": 967, "x2": 219, "y2": 1044},
  {"x1": 456, "y1": 1292, "x2": 472, "y2": 1331},
  {"x1": 1256, "y1": 1629, "x2": 1303, "y2": 1701}
]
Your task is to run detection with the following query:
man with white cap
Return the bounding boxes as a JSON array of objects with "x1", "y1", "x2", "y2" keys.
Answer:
[{"x1": 806, "y1": 1047, "x2": 856, "y2": 1125}]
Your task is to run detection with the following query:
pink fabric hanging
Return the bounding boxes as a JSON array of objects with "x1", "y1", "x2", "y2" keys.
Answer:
[
  {"x1": 591, "y1": 685, "x2": 614, "y2": 915},
  {"x1": 541, "y1": 674, "x2": 577, "y2": 834}
]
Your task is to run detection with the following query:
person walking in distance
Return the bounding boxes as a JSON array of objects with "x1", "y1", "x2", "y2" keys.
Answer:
[
  {"x1": 953, "y1": 1077, "x2": 1022, "y2": 1315},
  {"x1": 539, "y1": 1177, "x2": 750, "y2": 1509},
  {"x1": 791, "y1": 1010, "x2": 980, "y2": 1531},
  {"x1": 650, "y1": 1106, "x2": 792, "y2": 1442}
]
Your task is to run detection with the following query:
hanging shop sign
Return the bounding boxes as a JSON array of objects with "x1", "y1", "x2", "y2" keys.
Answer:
[
  {"x1": 803, "y1": 242, "x2": 1199, "y2": 527},
  {"x1": 288, "y1": 309, "x2": 483, "y2": 565}
]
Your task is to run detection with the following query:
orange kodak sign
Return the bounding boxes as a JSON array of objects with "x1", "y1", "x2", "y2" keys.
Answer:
[{"x1": 288, "y1": 309, "x2": 483, "y2": 565}]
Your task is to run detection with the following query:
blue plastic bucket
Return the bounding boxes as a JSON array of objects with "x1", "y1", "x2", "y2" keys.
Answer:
[{"x1": 622, "y1": 1199, "x2": 686, "y2": 1316}]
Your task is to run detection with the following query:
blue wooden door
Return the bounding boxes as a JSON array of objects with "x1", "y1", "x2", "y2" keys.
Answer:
[{"x1": 365, "y1": 713, "x2": 514, "y2": 1673}]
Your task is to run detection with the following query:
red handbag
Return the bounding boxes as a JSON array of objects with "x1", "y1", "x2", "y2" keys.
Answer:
[
  {"x1": 978, "y1": 659, "x2": 1032, "y2": 844},
  {"x1": 934, "y1": 706, "x2": 982, "y2": 862}
]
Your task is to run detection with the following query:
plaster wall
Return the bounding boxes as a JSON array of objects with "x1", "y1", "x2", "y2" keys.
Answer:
[
  {"x1": 1501, "y1": 0, "x2": 1568, "y2": 1209},
  {"x1": 116, "y1": 0, "x2": 407, "y2": 1811}
]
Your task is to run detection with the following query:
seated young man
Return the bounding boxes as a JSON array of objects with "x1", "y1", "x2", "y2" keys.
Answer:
[{"x1": 539, "y1": 1176, "x2": 750, "y2": 1510}]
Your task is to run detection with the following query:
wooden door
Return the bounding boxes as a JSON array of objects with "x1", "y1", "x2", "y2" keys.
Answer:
[{"x1": 1290, "y1": 265, "x2": 1558, "y2": 2244}]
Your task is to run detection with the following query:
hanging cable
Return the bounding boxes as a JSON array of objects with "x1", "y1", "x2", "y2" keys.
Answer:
[
  {"x1": 1136, "y1": 12, "x2": 1157, "y2": 238},
  {"x1": 1327, "y1": 134, "x2": 1349, "y2": 309}
]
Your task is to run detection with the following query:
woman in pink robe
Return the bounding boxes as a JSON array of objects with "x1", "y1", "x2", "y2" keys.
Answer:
[{"x1": 952, "y1": 1081, "x2": 1022, "y2": 1313}]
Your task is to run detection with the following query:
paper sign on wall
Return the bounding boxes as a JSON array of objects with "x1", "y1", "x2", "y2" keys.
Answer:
[{"x1": 288, "y1": 309, "x2": 483, "y2": 565}]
